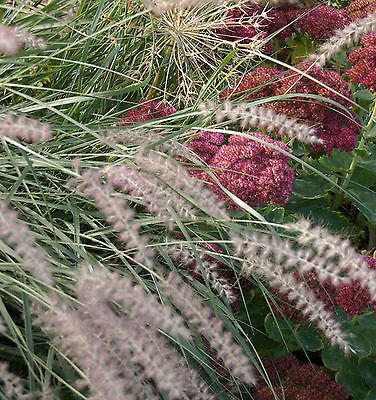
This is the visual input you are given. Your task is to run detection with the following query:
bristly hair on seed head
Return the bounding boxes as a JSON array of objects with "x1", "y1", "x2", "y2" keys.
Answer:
[{"x1": 140, "y1": 1, "x2": 270, "y2": 105}]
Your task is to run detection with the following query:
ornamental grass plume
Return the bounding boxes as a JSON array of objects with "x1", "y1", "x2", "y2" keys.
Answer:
[
  {"x1": 74, "y1": 169, "x2": 155, "y2": 267},
  {"x1": 101, "y1": 127, "x2": 186, "y2": 157},
  {"x1": 233, "y1": 231, "x2": 351, "y2": 352},
  {"x1": 200, "y1": 101, "x2": 322, "y2": 144},
  {"x1": 166, "y1": 241, "x2": 237, "y2": 304},
  {"x1": 14, "y1": 27, "x2": 46, "y2": 50},
  {"x1": 0, "y1": 362, "x2": 32, "y2": 400},
  {"x1": 347, "y1": 32, "x2": 376, "y2": 92},
  {"x1": 0, "y1": 199, "x2": 52, "y2": 285},
  {"x1": 221, "y1": 64, "x2": 361, "y2": 154},
  {"x1": 253, "y1": 355, "x2": 349, "y2": 400},
  {"x1": 135, "y1": 150, "x2": 230, "y2": 221},
  {"x1": 308, "y1": 11, "x2": 376, "y2": 67},
  {"x1": 159, "y1": 272, "x2": 256, "y2": 385},
  {"x1": 271, "y1": 62, "x2": 361, "y2": 154},
  {"x1": 0, "y1": 24, "x2": 23, "y2": 55},
  {"x1": 207, "y1": 133, "x2": 294, "y2": 208},
  {"x1": 269, "y1": 270, "x2": 337, "y2": 324},
  {"x1": 35, "y1": 267, "x2": 231, "y2": 399},
  {"x1": 35, "y1": 293, "x2": 161, "y2": 400},
  {"x1": 104, "y1": 164, "x2": 199, "y2": 230},
  {"x1": 0, "y1": 113, "x2": 53, "y2": 143},
  {"x1": 286, "y1": 218, "x2": 376, "y2": 298},
  {"x1": 101, "y1": 127, "x2": 165, "y2": 146}
]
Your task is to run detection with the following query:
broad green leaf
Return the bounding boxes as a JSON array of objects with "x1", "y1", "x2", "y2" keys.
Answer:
[
  {"x1": 336, "y1": 369, "x2": 369, "y2": 399},
  {"x1": 294, "y1": 325, "x2": 324, "y2": 352},
  {"x1": 264, "y1": 314, "x2": 294, "y2": 344},
  {"x1": 321, "y1": 345, "x2": 345, "y2": 371},
  {"x1": 348, "y1": 186, "x2": 376, "y2": 225},
  {"x1": 359, "y1": 359, "x2": 376, "y2": 388}
]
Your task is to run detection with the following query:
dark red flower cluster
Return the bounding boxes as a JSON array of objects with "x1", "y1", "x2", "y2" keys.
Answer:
[
  {"x1": 220, "y1": 66, "x2": 283, "y2": 101},
  {"x1": 186, "y1": 132, "x2": 294, "y2": 208},
  {"x1": 346, "y1": 0, "x2": 376, "y2": 20},
  {"x1": 118, "y1": 100, "x2": 176, "y2": 125},
  {"x1": 222, "y1": 63, "x2": 361, "y2": 154},
  {"x1": 335, "y1": 256, "x2": 376, "y2": 317},
  {"x1": 347, "y1": 32, "x2": 376, "y2": 93},
  {"x1": 254, "y1": 355, "x2": 349, "y2": 400},
  {"x1": 185, "y1": 131, "x2": 225, "y2": 179},
  {"x1": 293, "y1": 6, "x2": 350, "y2": 41}
]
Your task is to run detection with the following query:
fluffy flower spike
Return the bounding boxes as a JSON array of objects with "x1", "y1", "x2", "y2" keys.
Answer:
[
  {"x1": 0, "y1": 113, "x2": 53, "y2": 143},
  {"x1": 308, "y1": 11, "x2": 376, "y2": 67}
]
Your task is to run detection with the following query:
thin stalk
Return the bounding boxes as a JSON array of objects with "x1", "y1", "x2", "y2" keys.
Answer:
[
  {"x1": 332, "y1": 98, "x2": 376, "y2": 210},
  {"x1": 23, "y1": 288, "x2": 36, "y2": 399},
  {"x1": 146, "y1": 45, "x2": 173, "y2": 100}
]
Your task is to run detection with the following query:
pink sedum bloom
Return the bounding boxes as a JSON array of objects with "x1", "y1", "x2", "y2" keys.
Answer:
[
  {"x1": 347, "y1": 32, "x2": 376, "y2": 92},
  {"x1": 118, "y1": 100, "x2": 176, "y2": 125},
  {"x1": 222, "y1": 63, "x2": 361, "y2": 154},
  {"x1": 254, "y1": 355, "x2": 349, "y2": 400},
  {"x1": 221, "y1": 66, "x2": 283, "y2": 100},
  {"x1": 293, "y1": 6, "x2": 351, "y2": 41},
  {"x1": 179, "y1": 131, "x2": 225, "y2": 180},
  {"x1": 335, "y1": 256, "x2": 376, "y2": 317},
  {"x1": 346, "y1": 0, "x2": 376, "y2": 20},
  {"x1": 273, "y1": 63, "x2": 361, "y2": 154},
  {"x1": 208, "y1": 133, "x2": 294, "y2": 208}
]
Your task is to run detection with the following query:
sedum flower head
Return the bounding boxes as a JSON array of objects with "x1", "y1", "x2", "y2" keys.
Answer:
[
  {"x1": 118, "y1": 100, "x2": 176, "y2": 125},
  {"x1": 222, "y1": 63, "x2": 361, "y2": 154},
  {"x1": 183, "y1": 131, "x2": 225, "y2": 179},
  {"x1": 335, "y1": 255, "x2": 376, "y2": 317},
  {"x1": 221, "y1": 66, "x2": 283, "y2": 101},
  {"x1": 347, "y1": 32, "x2": 376, "y2": 92},
  {"x1": 346, "y1": 0, "x2": 376, "y2": 20},
  {"x1": 208, "y1": 133, "x2": 294, "y2": 208},
  {"x1": 293, "y1": 6, "x2": 350, "y2": 41},
  {"x1": 254, "y1": 355, "x2": 349, "y2": 400}
]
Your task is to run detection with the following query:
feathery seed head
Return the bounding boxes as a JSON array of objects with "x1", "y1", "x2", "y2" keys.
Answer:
[
  {"x1": 0, "y1": 113, "x2": 53, "y2": 143},
  {"x1": 0, "y1": 24, "x2": 23, "y2": 55},
  {"x1": 308, "y1": 11, "x2": 376, "y2": 66}
]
